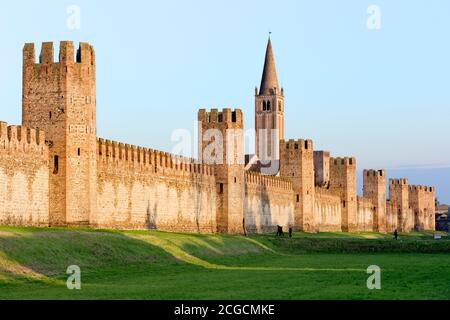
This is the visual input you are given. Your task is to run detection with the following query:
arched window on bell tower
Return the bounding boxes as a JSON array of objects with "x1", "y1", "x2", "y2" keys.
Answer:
[
  {"x1": 267, "y1": 101, "x2": 271, "y2": 111},
  {"x1": 263, "y1": 101, "x2": 267, "y2": 111}
]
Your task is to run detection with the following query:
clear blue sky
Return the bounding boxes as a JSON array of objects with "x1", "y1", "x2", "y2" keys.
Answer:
[{"x1": 0, "y1": 0, "x2": 449, "y2": 201}]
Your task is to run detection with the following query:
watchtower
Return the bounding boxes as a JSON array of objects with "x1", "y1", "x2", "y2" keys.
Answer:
[
  {"x1": 280, "y1": 139, "x2": 315, "y2": 232},
  {"x1": 363, "y1": 169, "x2": 387, "y2": 232},
  {"x1": 22, "y1": 41, "x2": 97, "y2": 226},
  {"x1": 330, "y1": 157, "x2": 357, "y2": 232},
  {"x1": 389, "y1": 179, "x2": 412, "y2": 231},
  {"x1": 198, "y1": 108, "x2": 245, "y2": 234}
]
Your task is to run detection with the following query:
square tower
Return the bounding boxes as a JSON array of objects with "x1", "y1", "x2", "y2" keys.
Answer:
[
  {"x1": 330, "y1": 157, "x2": 357, "y2": 232},
  {"x1": 409, "y1": 185, "x2": 436, "y2": 231},
  {"x1": 363, "y1": 169, "x2": 387, "y2": 232},
  {"x1": 198, "y1": 108, "x2": 245, "y2": 234},
  {"x1": 280, "y1": 139, "x2": 315, "y2": 232},
  {"x1": 22, "y1": 41, "x2": 97, "y2": 226},
  {"x1": 389, "y1": 179, "x2": 413, "y2": 232}
]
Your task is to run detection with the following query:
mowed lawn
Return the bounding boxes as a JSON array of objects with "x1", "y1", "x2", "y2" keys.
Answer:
[{"x1": 0, "y1": 227, "x2": 449, "y2": 300}]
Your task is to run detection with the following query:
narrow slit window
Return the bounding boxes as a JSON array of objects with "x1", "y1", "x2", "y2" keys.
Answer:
[
  {"x1": 77, "y1": 148, "x2": 81, "y2": 156},
  {"x1": 53, "y1": 155, "x2": 59, "y2": 174}
]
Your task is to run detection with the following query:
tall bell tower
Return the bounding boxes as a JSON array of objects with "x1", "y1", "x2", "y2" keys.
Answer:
[{"x1": 255, "y1": 38, "x2": 285, "y2": 174}]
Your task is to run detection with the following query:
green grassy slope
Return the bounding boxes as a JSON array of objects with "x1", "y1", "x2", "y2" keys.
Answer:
[{"x1": 0, "y1": 227, "x2": 449, "y2": 300}]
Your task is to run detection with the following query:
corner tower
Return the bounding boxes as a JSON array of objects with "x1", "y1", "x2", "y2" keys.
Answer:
[
  {"x1": 22, "y1": 41, "x2": 97, "y2": 226},
  {"x1": 255, "y1": 38, "x2": 284, "y2": 172}
]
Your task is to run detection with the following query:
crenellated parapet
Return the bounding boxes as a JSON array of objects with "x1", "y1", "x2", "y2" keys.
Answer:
[
  {"x1": 409, "y1": 185, "x2": 435, "y2": 193},
  {"x1": 0, "y1": 121, "x2": 48, "y2": 158},
  {"x1": 23, "y1": 41, "x2": 95, "y2": 67},
  {"x1": 363, "y1": 169, "x2": 385, "y2": 178},
  {"x1": 245, "y1": 171, "x2": 292, "y2": 190},
  {"x1": 198, "y1": 108, "x2": 243, "y2": 128},
  {"x1": 389, "y1": 178, "x2": 409, "y2": 186},
  {"x1": 331, "y1": 157, "x2": 356, "y2": 167},
  {"x1": 97, "y1": 138, "x2": 214, "y2": 177},
  {"x1": 281, "y1": 139, "x2": 313, "y2": 151}
]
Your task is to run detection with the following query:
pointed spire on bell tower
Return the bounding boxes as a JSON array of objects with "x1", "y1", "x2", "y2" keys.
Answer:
[
  {"x1": 259, "y1": 36, "x2": 279, "y2": 96},
  {"x1": 255, "y1": 35, "x2": 285, "y2": 173}
]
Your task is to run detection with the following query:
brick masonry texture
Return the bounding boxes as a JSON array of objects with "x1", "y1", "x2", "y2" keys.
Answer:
[
  {"x1": 0, "y1": 123, "x2": 49, "y2": 226},
  {"x1": 0, "y1": 40, "x2": 437, "y2": 234}
]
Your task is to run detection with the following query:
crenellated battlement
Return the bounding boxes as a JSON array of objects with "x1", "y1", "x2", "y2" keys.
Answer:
[
  {"x1": 281, "y1": 139, "x2": 313, "y2": 151},
  {"x1": 245, "y1": 171, "x2": 292, "y2": 190},
  {"x1": 0, "y1": 121, "x2": 47, "y2": 157},
  {"x1": 389, "y1": 178, "x2": 409, "y2": 186},
  {"x1": 97, "y1": 138, "x2": 214, "y2": 176},
  {"x1": 23, "y1": 41, "x2": 95, "y2": 66},
  {"x1": 363, "y1": 169, "x2": 385, "y2": 177},
  {"x1": 409, "y1": 185, "x2": 435, "y2": 193},
  {"x1": 331, "y1": 157, "x2": 356, "y2": 167},
  {"x1": 198, "y1": 108, "x2": 243, "y2": 126}
]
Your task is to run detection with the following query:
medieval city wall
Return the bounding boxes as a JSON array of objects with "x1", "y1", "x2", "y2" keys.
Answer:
[
  {"x1": 314, "y1": 187, "x2": 342, "y2": 232},
  {"x1": 244, "y1": 171, "x2": 294, "y2": 233},
  {"x1": 356, "y1": 197, "x2": 375, "y2": 232},
  {"x1": 0, "y1": 123, "x2": 49, "y2": 226},
  {"x1": 94, "y1": 139, "x2": 217, "y2": 233},
  {"x1": 386, "y1": 201, "x2": 398, "y2": 232}
]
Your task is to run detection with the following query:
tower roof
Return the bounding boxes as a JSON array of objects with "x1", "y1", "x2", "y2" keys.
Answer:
[{"x1": 259, "y1": 38, "x2": 279, "y2": 96}]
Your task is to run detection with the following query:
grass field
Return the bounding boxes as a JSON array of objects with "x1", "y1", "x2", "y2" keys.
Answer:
[{"x1": 0, "y1": 226, "x2": 449, "y2": 300}]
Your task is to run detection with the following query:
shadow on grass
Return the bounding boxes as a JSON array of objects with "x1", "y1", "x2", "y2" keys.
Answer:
[
  {"x1": 1, "y1": 226, "x2": 448, "y2": 292},
  {"x1": 0, "y1": 227, "x2": 369, "y2": 288},
  {"x1": 128, "y1": 232, "x2": 364, "y2": 272}
]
